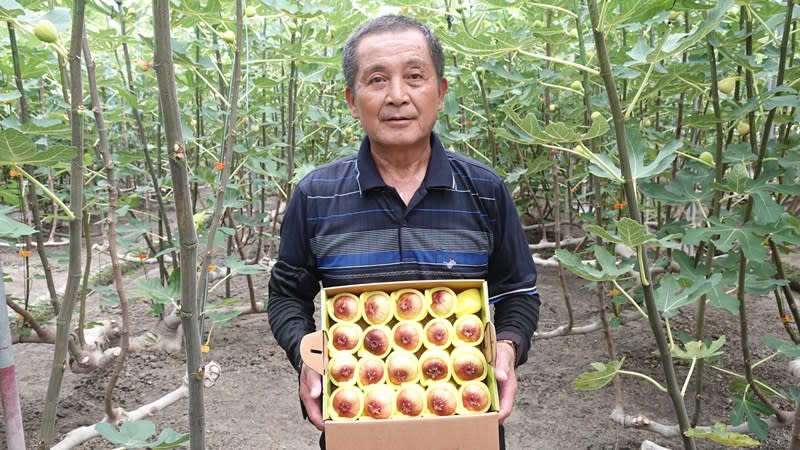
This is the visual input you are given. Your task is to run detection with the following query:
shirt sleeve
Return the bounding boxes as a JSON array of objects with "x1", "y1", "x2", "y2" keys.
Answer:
[
  {"x1": 487, "y1": 177, "x2": 540, "y2": 367},
  {"x1": 267, "y1": 188, "x2": 321, "y2": 374}
]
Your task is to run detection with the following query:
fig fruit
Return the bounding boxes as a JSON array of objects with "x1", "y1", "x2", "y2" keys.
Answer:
[
  {"x1": 451, "y1": 346, "x2": 487, "y2": 383},
  {"x1": 392, "y1": 320, "x2": 423, "y2": 353},
  {"x1": 327, "y1": 292, "x2": 361, "y2": 322},
  {"x1": 459, "y1": 380, "x2": 491, "y2": 414},
  {"x1": 362, "y1": 384, "x2": 395, "y2": 419},
  {"x1": 360, "y1": 324, "x2": 392, "y2": 358},
  {"x1": 591, "y1": 111, "x2": 603, "y2": 121},
  {"x1": 698, "y1": 151, "x2": 714, "y2": 165},
  {"x1": 419, "y1": 349, "x2": 452, "y2": 386},
  {"x1": 423, "y1": 317, "x2": 453, "y2": 349},
  {"x1": 34, "y1": 20, "x2": 58, "y2": 43},
  {"x1": 327, "y1": 352, "x2": 357, "y2": 386},
  {"x1": 361, "y1": 291, "x2": 393, "y2": 325},
  {"x1": 737, "y1": 121, "x2": 750, "y2": 137},
  {"x1": 426, "y1": 287, "x2": 456, "y2": 318},
  {"x1": 570, "y1": 80, "x2": 583, "y2": 91},
  {"x1": 395, "y1": 383, "x2": 426, "y2": 417},
  {"x1": 328, "y1": 322, "x2": 362, "y2": 354},
  {"x1": 386, "y1": 350, "x2": 419, "y2": 385},
  {"x1": 356, "y1": 356, "x2": 386, "y2": 387},
  {"x1": 718, "y1": 77, "x2": 736, "y2": 95},
  {"x1": 393, "y1": 289, "x2": 426, "y2": 321},
  {"x1": 329, "y1": 385, "x2": 363, "y2": 420},
  {"x1": 245, "y1": 6, "x2": 257, "y2": 17},
  {"x1": 453, "y1": 314, "x2": 484, "y2": 346},
  {"x1": 426, "y1": 383, "x2": 458, "y2": 416},
  {"x1": 221, "y1": 30, "x2": 236, "y2": 44}
]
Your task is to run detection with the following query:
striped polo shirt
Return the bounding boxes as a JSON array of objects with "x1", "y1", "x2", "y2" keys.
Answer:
[{"x1": 277, "y1": 133, "x2": 538, "y2": 303}]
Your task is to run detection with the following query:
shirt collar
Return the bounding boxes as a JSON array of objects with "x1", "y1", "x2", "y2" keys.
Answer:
[{"x1": 356, "y1": 133, "x2": 454, "y2": 194}]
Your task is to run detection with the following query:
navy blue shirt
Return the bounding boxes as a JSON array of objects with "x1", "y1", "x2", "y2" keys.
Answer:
[{"x1": 268, "y1": 133, "x2": 540, "y2": 372}]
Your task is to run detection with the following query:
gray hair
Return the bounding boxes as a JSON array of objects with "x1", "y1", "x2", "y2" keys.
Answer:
[{"x1": 342, "y1": 15, "x2": 445, "y2": 92}]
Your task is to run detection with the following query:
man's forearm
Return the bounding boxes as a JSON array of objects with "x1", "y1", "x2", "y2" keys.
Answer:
[
  {"x1": 267, "y1": 260, "x2": 320, "y2": 373},
  {"x1": 493, "y1": 294, "x2": 540, "y2": 367}
]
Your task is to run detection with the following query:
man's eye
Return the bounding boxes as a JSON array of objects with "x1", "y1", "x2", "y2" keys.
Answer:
[
  {"x1": 369, "y1": 76, "x2": 385, "y2": 84},
  {"x1": 409, "y1": 73, "x2": 423, "y2": 80}
]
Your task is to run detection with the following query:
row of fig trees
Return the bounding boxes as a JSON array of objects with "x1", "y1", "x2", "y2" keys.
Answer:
[{"x1": 1, "y1": 0, "x2": 799, "y2": 449}]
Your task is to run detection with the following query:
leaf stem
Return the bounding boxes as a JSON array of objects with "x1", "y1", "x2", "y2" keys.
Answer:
[
  {"x1": 13, "y1": 164, "x2": 75, "y2": 221},
  {"x1": 618, "y1": 369, "x2": 668, "y2": 392},
  {"x1": 681, "y1": 358, "x2": 697, "y2": 398},
  {"x1": 612, "y1": 279, "x2": 648, "y2": 319}
]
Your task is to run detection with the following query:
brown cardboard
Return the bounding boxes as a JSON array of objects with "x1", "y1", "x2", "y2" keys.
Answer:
[{"x1": 300, "y1": 279, "x2": 501, "y2": 450}]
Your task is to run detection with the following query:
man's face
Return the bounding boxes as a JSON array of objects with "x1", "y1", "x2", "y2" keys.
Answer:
[{"x1": 345, "y1": 29, "x2": 448, "y2": 154}]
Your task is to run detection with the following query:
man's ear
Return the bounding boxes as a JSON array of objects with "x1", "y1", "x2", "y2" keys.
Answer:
[
  {"x1": 345, "y1": 87, "x2": 359, "y2": 119},
  {"x1": 437, "y1": 78, "x2": 448, "y2": 111}
]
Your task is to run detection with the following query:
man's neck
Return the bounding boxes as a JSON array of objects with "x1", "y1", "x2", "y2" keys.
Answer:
[{"x1": 370, "y1": 141, "x2": 431, "y2": 205}]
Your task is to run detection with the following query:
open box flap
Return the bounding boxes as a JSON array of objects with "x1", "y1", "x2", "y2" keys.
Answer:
[{"x1": 300, "y1": 330, "x2": 326, "y2": 375}]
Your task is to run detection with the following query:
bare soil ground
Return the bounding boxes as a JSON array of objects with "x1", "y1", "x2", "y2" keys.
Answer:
[{"x1": 1, "y1": 244, "x2": 795, "y2": 450}]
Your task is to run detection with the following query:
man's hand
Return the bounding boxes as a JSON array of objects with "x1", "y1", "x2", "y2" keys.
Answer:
[
  {"x1": 299, "y1": 363, "x2": 324, "y2": 430},
  {"x1": 494, "y1": 341, "x2": 518, "y2": 424}
]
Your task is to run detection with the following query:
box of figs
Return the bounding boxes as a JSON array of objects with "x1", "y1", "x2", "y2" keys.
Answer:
[{"x1": 299, "y1": 279, "x2": 500, "y2": 450}]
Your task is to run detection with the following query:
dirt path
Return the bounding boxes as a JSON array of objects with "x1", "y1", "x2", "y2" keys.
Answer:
[{"x1": 2, "y1": 247, "x2": 794, "y2": 449}]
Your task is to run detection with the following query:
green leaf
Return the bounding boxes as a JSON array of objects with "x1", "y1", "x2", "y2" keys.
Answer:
[
  {"x1": 555, "y1": 246, "x2": 633, "y2": 282},
  {"x1": 555, "y1": 249, "x2": 607, "y2": 282},
  {"x1": 647, "y1": 0, "x2": 735, "y2": 62},
  {"x1": 149, "y1": 428, "x2": 190, "y2": 449},
  {"x1": 672, "y1": 336, "x2": 726, "y2": 360},
  {"x1": 654, "y1": 274, "x2": 708, "y2": 318},
  {"x1": 134, "y1": 278, "x2": 179, "y2": 306},
  {"x1": 684, "y1": 423, "x2": 759, "y2": 447},
  {"x1": 763, "y1": 335, "x2": 800, "y2": 358},
  {"x1": 224, "y1": 255, "x2": 265, "y2": 276},
  {"x1": 574, "y1": 359, "x2": 624, "y2": 391},
  {"x1": 0, "y1": 129, "x2": 76, "y2": 166},
  {"x1": 730, "y1": 397, "x2": 770, "y2": 440},
  {"x1": 683, "y1": 219, "x2": 767, "y2": 262},
  {"x1": 624, "y1": 127, "x2": 680, "y2": 180},
  {"x1": 725, "y1": 162, "x2": 751, "y2": 194},
  {"x1": 639, "y1": 171, "x2": 714, "y2": 205},
  {"x1": 95, "y1": 420, "x2": 156, "y2": 447},
  {"x1": 0, "y1": 208, "x2": 36, "y2": 239},
  {"x1": 584, "y1": 224, "x2": 622, "y2": 244},
  {"x1": 616, "y1": 217, "x2": 657, "y2": 247}
]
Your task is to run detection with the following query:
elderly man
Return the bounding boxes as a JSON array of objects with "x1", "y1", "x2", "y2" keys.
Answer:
[{"x1": 267, "y1": 14, "x2": 540, "y2": 449}]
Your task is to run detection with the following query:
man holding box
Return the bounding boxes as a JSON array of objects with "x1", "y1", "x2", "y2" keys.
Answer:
[{"x1": 267, "y1": 14, "x2": 540, "y2": 449}]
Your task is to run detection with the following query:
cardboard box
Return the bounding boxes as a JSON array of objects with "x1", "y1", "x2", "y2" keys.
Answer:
[{"x1": 300, "y1": 279, "x2": 500, "y2": 450}]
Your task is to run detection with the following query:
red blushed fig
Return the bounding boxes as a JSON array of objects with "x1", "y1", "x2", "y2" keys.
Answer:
[
  {"x1": 328, "y1": 322, "x2": 362, "y2": 354},
  {"x1": 453, "y1": 314, "x2": 484, "y2": 346},
  {"x1": 451, "y1": 346, "x2": 487, "y2": 383},
  {"x1": 361, "y1": 325, "x2": 391, "y2": 358},
  {"x1": 423, "y1": 318, "x2": 453, "y2": 349},
  {"x1": 328, "y1": 293, "x2": 360, "y2": 322},
  {"x1": 426, "y1": 287, "x2": 456, "y2": 318},
  {"x1": 419, "y1": 349, "x2": 451, "y2": 385},
  {"x1": 386, "y1": 350, "x2": 419, "y2": 385},
  {"x1": 356, "y1": 356, "x2": 386, "y2": 387},
  {"x1": 459, "y1": 381, "x2": 491, "y2": 413},
  {"x1": 392, "y1": 321, "x2": 423, "y2": 352},
  {"x1": 330, "y1": 385, "x2": 363, "y2": 420},
  {"x1": 362, "y1": 291, "x2": 393, "y2": 325},
  {"x1": 395, "y1": 384, "x2": 426, "y2": 417},
  {"x1": 393, "y1": 289, "x2": 425, "y2": 321},
  {"x1": 327, "y1": 352, "x2": 357, "y2": 385},
  {"x1": 362, "y1": 385, "x2": 395, "y2": 419},
  {"x1": 426, "y1": 383, "x2": 458, "y2": 416}
]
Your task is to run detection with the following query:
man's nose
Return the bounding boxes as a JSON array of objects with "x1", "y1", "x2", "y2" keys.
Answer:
[{"x1": 386, "y1": 78, "x2": 409, "y2": 105}]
